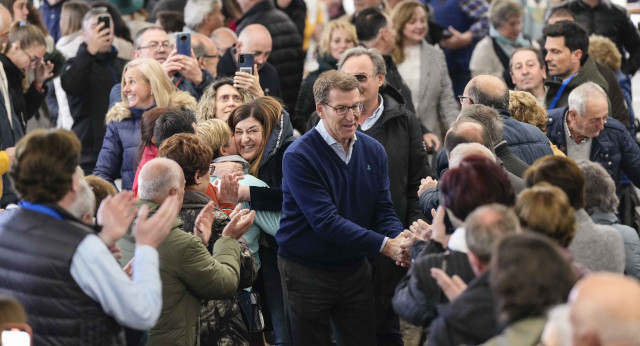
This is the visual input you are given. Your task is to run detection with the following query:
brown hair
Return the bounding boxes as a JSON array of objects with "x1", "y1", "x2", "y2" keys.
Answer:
[
  {"x1": 136, "y1": 107, "x2": 172, "y2": 163},
  {"x1": 157, "y1": 133, "x2": 212, "y2": 187},
  {"x1": 588, "y1": 35, "x2": 621, "y2": 72},
  {"x1": 516, "y1": 182, "x2": 576, "y2": 247},
  {"x1": 523, "y1": 156, "x2": 585, "y2": 210},
  {"x1": 509, "y1": 90, "x2": 547, "y2": 135},
  {"x1": 84, "y1": 175, "x2": 117, "y2": 216},
  {"x1": 9, "y1": 129, "x2": 80, "y2": 203},
  {"x1": 196, "y1": 78, "x2": 251, "y2": 122},
  {"x1": 0, "y1": 295, "x2": 27, "y2": 326},
  {"x1": 313, "y1": 70, "x2": 361, "y2": 105},
  {"x1": 227, "y1": 96, "x2": 282, "y2": 176},
  {"x1": 61, "y1": 1, "x2": 90, "y2": 36},
  {"x1": 3, "y1": 22, "x2": 46, "y2": 54},
  {"x1": 391, "y1": 0, "x2": 428, "y2": 63}
]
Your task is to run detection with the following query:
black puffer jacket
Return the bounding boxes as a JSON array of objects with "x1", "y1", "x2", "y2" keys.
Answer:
[
  {"x1": 0, "y1": 54, "x2": 46, "y2": 133},
  {"x1": 236, "y1": 1, "x2": 304, "y2": 114},
  {"x1": 557, "y1": 0, "x2": 640, "y2": 75},
  {"x1": 293, "y1": 54, "x2": 338, "y2": 133}
]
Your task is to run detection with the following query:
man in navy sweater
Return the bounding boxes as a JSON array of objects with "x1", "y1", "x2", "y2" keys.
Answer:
[{"x1": 276, "y1": 70, "x2": 412, "y2": 345}]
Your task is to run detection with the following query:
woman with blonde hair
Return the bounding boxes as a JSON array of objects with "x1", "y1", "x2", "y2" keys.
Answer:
[
  {"x1": 93, "y1": 58, "x2": 197, "y2": 191},
  {"x1": 391, "y1": 0, "x2": 458, "y2": 139},
  {"x1": 197, "y1": 78, "x2": 251, "y2": 122},
  {"x1": 294, "y1": 20, "x2": 357, "y2": 133},
  {"x1": 509, "y1": 90, "x2": 565, "y2": 157}
]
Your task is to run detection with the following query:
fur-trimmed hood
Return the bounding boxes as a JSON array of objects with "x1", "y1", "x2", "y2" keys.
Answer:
[{"x1": 105, "y1": 90, "x2": 197, "y2": 124}]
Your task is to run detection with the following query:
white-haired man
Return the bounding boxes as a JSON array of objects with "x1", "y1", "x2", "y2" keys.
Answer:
[{"x1": 183, "y1": 0, "x2": 224, "y2": 37}]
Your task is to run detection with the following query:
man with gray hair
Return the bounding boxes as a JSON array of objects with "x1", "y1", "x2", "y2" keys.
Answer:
[
  {"x1": 569, "y1": 273, "x2": 640, "y2": 346},
  {"x1": 547, "y1": 82, "x2": 640, "y2": 186},
  {"x1": 60, "y1": 7, "x2": 128, "y2": 174},
  {"x1": 191, "y1": 34, "x2": 220, "y2": 78},
  {"x1": 125, "y1": 157, "x2": 255, "y2": 345},
  {"x1": 183, "y1": 0, "x2": 223, "y2": 37}
]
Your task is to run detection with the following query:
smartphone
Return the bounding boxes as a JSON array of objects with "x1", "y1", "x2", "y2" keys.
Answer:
[
  {"x1": 238, "y1": 53, "x2": 254, "y2": 74},
  {"x1": 175, "y1": 32, "x2": 191, "y2": 56},
  {"x1": 1, "y1": 323, "x2": 32, "y2": 346},
  {"x1": 97, "y1": 15, "x2": 110, "y2": 30}
]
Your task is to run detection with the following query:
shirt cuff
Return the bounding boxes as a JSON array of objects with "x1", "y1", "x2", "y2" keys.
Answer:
[
  {"x1": 379, "y1": 236, "x2": 389, "y2": 253},
  {"x1": 132, "y1": 245, "x2": 159, "y2": 279}
]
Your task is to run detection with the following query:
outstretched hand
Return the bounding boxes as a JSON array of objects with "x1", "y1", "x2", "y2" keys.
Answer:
[
  {"x1": 194, "y1": 201, "x2": 215, "y2": 244},
  {"x1": 221, "y1": 204, "x2": 255, "y2": 239},
  {"x1": 97, "y1": 191, "x2": 137, "y2": 246}
]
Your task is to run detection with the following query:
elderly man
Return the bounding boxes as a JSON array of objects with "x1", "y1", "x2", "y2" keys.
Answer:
[
  {"x1": 132, "y1": 157, "x2": 255, "y2": 345},
  {"x1": 210, "y1": 27, "x2": 237, "y2": 54},
  {"x1": 183, "y1": 0, "x2": 224, "y2": 37},
  {"x1": 459, "y1": 74, "x2": 553, "y2": 164},
  {"x1": 569, "y1": 273, "x2": 640, "y2": 345},
  {"x1": 61, "y1": 8, "x2": 127, "y2": 174},
  {"x1": 394, "y1": 204, "x2": 519, "y2": 345},
  {"x1": 108, "y1": 26, "x2": 214, "y2": 107},
  {"x1": 547, "y1": 82, "x2": 640, "y2": 187},
  {"x1": 234, "y1": 0, "x2": 304, "y2": 116},
  {"x1": 191, "y1": 34, "x2": 219, "y2": 78},
  {"x1": 276, "y1": 70, "x2": 413, "y2": 345},
  {"x1": 510, "y1": 47, "x2": 547, "y2": 105},
  {"x1": 0, "y1": 129, "x2": 180, "y2": 344},
  {"x1": 217, "y1": 24, "x2": 281, "y2": 100}
]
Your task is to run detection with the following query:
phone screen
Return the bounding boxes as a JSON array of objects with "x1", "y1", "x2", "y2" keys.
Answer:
[{"x1": 2, "y1": 328, "x2": 31, "y2": 346}]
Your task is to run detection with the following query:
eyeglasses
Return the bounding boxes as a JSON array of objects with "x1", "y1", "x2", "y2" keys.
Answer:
[
  {"x1": 457, "y1": 95, "x2": 473, "y2": 104},
  {"x1": 323, "y1": 102, "x2": 364, "y2": 116},
  {"x1": 138, "y1": 41, "x2": 173, "y2": 51},
  {"x1": 203, "y1": 54, "x2": 221, "y2": 60},
  {"x1": 22, "y1": 50, "x2": 41, "y2": 67},
  {"x1": 352, "y1": 73, "x2": 373, "y2": 83}
]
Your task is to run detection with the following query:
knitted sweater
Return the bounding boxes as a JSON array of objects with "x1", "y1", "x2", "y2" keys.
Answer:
[{"x1": 276, "y1": 129, "x2": 404, "y2": 271}]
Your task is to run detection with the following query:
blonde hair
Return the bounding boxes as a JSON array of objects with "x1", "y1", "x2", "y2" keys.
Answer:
[
  {"x1": 516, "y1": 182, "x2": 576, "y2": 248},
  {"x1": 197, "y1": 118, "x2": 230, "y2": 155},
  {"x1": 317, "y1": 20, "x2": 358, "y2": 57},
  {"x1": 4, "y1": 22, "x2": 46, "y2": 54},
  {"x1": 60, "y1": 1, "x2": 90, "y2": 36},
  {"x1": 391, "y1": 0, "x2": 427, "y2": 63},
  {"x1": 196, "y1": 78, "x2": 251, "y2": 122},
  {"x1": 509, "y1": 90, "x2": 547, "y2": 135},
  {"x1": 588, "y1": 35, "x2": 621, "y2": 72},
  {"x1": 107, "y1": 58, "x2": 197, "y2": 123}
]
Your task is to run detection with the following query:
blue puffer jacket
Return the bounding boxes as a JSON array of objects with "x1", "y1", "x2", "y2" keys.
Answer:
[
  {"x1": 93, "y1": 106, "x2": 147, "y2": 191},
  {"x1": 547, "y1": 107, "x2": 640, "y2": 186},
  {"x1": 498, "y1": 109, "x2": 553, "y2": 165}
]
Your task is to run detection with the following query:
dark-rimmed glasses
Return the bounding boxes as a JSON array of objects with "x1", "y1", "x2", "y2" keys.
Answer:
[{"x1": 323, "y1": 103, "x2": 364, "y2": 116}]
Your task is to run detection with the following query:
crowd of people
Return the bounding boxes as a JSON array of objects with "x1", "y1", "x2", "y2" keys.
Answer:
[{"x1": 0, "y1": 0, "x2": 640, "y2": 345}]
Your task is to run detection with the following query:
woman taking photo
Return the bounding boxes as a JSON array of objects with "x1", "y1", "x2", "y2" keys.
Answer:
[
  {"x1": 93, "y1": 58, "x2": 197, "y2": 191},
  {"x1": 391, "y1": 1, "x2": 458, "y2": 139},
  {"x1": 294, "y1": 20, "x2": 357, "y2": 133},
  {"x1": 227, "y1": 96, "x2": 294, "y2": 345},
  {"x1": 0, "y1": 23, "x2": 53, "y2": 132}
]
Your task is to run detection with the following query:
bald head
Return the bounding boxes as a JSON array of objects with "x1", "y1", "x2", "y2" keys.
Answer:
[
  {"x1": 237, "y1": 24, "x2": 272, "y2": 71},
  {"x1": 210, "y1": 27, "x2": 237, "y2": 54},
  {"x1": 449, "y1": 142, "x2": 496, "y2": 168},
  {"x1": 464, "y1": 75, "x2": 510, "y2": 110},
  {"x1": 192, "y1": 34, "x2": 218, "y2": 77},
  {"x1": 570, "y1": 273, "x2": 640, "y2": 346},
  {"x1": 444, "y1": 120, "x2": 492, "y2": 157},
  {"x1": 138, "y1": 158, "x2": 185, "y2": 204},
  {"x1": 0, "y1": 5, "x2": 11, "y2": 45}
]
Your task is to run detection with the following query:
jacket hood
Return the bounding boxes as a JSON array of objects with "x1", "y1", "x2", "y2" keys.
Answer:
[
  {"x1": 377, "y1": 84, "x2": 407, "y2": 124},
  {"x1": 260, "y1": 109, "x2": 295, "y2": 168},
  {"x1": 317, "y1": 54, "x2": 338, "y2": 71}
]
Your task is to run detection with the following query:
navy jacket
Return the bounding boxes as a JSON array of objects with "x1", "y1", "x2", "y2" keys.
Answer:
[
  {"x1": 547, "y1": 107, "x2": 640, "y2": 186},
  {"x1": 498, "y1": 109, "x2": 553, "y2": 165}
]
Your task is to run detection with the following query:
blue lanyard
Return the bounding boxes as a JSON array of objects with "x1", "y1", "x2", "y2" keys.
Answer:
[
  {"x1": 18, "y1": 201, "x2": 63, "y2": 220},
  {"x1": 548, "y1": 73, "x2": 576, "y2": 110}
]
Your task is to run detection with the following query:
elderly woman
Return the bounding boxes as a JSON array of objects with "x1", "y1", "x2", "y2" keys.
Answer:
[
  {"x1": 197, "y1": 78, "x2": 251, "y2": 122},
  {"x1": 469, "y1": 0, "x2": 532, "y2": 88},
  {"x1": 577, "y1": 160, "x2": 640, "y2": 279},
  {"x1": 93, "y1": 58, "x2": 197, "y2": 191},
  {"x1": 158, "y1": 133, "x2": 257, "y2": 346},
  {"x1": 509, "y1": 90, "x2": 565, "y2": 156},
  {"x1": 294, "y1": 20, "x2": 357, "y2": 133},
  {"x1": 481, "y1": 233, "x2": 577, "y2": 346},
  {"x1": 391, "y1": 0, "x2": 458, "y2": 139}
]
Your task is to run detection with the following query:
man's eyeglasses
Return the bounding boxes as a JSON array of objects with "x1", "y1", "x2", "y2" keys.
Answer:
[
  {"x1": 138, "y1": 42, "x2": 173, "y2": 51},
  {"x1": 323, "y1": 103, "x2": 364, "y2": 116},
  {"x1": 353, "y1": 73, "x2": 373, "y2": 83},
  {"x1": 203, "y1": 54, "x2": 222, "y2": 60},
  {"x1": 457, "y1": 95, "x2": 473, "y2": 104}
]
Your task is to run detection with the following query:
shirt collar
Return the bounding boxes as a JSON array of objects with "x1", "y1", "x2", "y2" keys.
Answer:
[
  {"x1": 315, "y1": 118, "x2": 357, "y2": 146},
  {"x1": 564, "y1": 110, "x2": 590, "y2": 144},
  {"x1": 361, "y1": 94, "x2": 384, "y2": 131}
]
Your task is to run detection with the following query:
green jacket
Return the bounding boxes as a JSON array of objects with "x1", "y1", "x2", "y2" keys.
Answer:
[
  {"x1": 481, "y1": 317, "x2": 547, "y2": 346},
  {"x1": 544, "y1": 55, "x2": 608, "y2": 110},
  {"x1": 132, "y1": 199, "x2": 242, "y2": 346}
]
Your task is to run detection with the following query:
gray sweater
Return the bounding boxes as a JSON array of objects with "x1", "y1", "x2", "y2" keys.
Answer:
[
  {"x1": 570, "y1": 209, "x2": 625, "y2": 273},
  {"x1": 590, "y1": 209, "x2": 640, "y2": 280}
]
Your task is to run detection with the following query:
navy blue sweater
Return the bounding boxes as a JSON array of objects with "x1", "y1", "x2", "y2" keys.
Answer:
[{"x1": 276, "y1": 129, "x2": 404, "y2": 271}]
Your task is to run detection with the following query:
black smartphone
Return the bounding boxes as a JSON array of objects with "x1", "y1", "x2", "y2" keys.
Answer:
[
  {"x1": 238, "y1": 53, "x2": 254, "y2": 74},
  {"x1": 97, "y1": 15, "x2": 110, "y2": 30},
  {"x1": 176, "y1": 32, "x2": 191, "y2": 56}
]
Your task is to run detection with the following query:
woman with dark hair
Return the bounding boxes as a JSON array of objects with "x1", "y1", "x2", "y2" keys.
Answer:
[
  {"x1": 227, "y1": 96, "x2": 295, "y2": 345},
  {"x1": 0, "y1": 23, "x2": 53, "y2": 132},
  {"x1": 129, "y1": 107, "x2": 170, "y2": 196},
  {"x1": 482, "y1": 233, "x2": 577, "y2": 346},
  {"x1": 158, "y1": 132, "x2": 257, "y2": 346}
]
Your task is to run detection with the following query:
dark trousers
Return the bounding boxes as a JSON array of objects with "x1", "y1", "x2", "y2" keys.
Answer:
[{"x1": 278, "y1": 256, "x2": 376, "y2": 346}]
